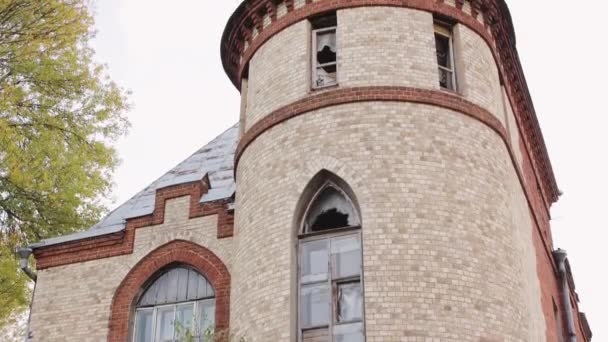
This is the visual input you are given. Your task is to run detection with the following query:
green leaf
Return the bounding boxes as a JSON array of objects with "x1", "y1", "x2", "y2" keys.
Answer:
[{"x1": 0, "y1": 0, "x2": 130, "y2": 325}]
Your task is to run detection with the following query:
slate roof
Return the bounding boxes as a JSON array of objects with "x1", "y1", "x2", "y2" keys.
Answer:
[{"x1": 30, "y1": 124, "x2": 239, "y2": 249}]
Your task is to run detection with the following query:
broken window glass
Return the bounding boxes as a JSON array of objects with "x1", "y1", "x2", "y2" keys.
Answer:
[
  {"x1": 298, "y1": 177, "x2": 365, "y2": 341},
  {"x1": 331, "y1": 235, "x2": 361, "y2": 279},
  {"x1": 337, "y1": 282, "x2": 363, "y2": 322},
  {"x1": 304, "y1": 186, "x2": 360, "y2": 232},
  {"x1": 300, "y1": 283, "x2": 331, "y2": 328},
  {"x1": 314, "y1": 28, "x2": 337, "y2": 88},
  {"x1": 311, "y1": 13, "x2": 337, "y2": 89},
  {"x1": 301, "y1": 240, "x2": 329, "y2": 283},
  {"x1": 434, "y1": 23, "x2": 456, "y2": 90}
]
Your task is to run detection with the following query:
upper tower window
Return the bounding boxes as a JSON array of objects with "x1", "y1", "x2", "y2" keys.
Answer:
[
  {"x1": 298, "y1": 177, "x2": 365, "y2": 342},
  {"x1": 133, "y1": 266, "x2": 215, "y2": 342},
  {"x1": 434, "y1": 22, "x2": 457, "y2": 91},
  {"x1": 311, "y1": 14, "x2": 337, "y2": 89}
]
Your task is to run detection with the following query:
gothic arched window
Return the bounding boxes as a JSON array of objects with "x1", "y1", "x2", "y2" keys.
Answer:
[
  {"x1": 298, "y1": 180, "x2": 365, "y2": 342},
  {"x1": 133, "y1": 266, "x2": 215, "y2": 342}
]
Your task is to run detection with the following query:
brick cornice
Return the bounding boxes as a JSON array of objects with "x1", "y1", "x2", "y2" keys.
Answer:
[
  {"x1": 221, "y1": 0, "x2": 559, "y2": 207},
  {"x1": 107, "y1": 240, "x2": 231, "y2": 342},
  {"x1": 33, "y1": 179, "x2": 234, "y2": 270}
]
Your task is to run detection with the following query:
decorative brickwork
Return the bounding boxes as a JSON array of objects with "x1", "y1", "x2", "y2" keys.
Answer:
[
  {"x1": 33, "y1": 179, "x2": 234, "y2": 270},
  {"x1": 29, "y1": 196, "x2": 233, "y2": 341},
  {"x1": 221, "y1": 0, "x2": 559, "y2": 211},
  {"x1": 107, "y1": 240, "x2": 231, "y2": 342},
  {"x1": 236, "y1": 86, "x2": 507, "y2": 170}
]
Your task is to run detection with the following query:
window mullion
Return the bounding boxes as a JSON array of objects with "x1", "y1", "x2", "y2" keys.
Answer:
[
  {"x1": 172, "y1": 305, "x2": 177, "y2": 342},
  {"x1": 151, "y1": 308, "x2": 157, "y2": 342}
]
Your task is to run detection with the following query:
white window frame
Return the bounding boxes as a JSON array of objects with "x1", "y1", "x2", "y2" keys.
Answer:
[
  {"x1": 132, "y1": 298, "x2": 215, "y2": 342},
  {"x1": 434, "y1": 23, "x2": 457, "y2": 91},
  {"x1": 297, "y1": 229, "x2": 365, "y2": 342},
  {"x1": 312, "y1": 26, "x2": 338, "y2": 90}
]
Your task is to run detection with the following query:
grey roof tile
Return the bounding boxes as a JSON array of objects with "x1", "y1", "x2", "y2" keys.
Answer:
[{"x1": 30, "y1": 124, "x2": 238, "y2": 249}]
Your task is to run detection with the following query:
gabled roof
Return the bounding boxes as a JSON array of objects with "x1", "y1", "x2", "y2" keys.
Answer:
[{"x1": 30, "y1": 124, "x2": 239, "y2": 249}]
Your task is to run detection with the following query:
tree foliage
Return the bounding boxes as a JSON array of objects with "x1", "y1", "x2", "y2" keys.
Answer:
[{"x1": 0, "y1": 0, "x2": 129, "y2": 324}]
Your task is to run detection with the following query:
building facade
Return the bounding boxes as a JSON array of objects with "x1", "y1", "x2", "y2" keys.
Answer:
[{"x1": 26, "y1": 0, "x2": 592, "y2": 341}]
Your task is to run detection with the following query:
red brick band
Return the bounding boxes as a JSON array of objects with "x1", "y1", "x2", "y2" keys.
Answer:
[
  {"x1": 33, "y1": 180, "x2": 234, "y2": 270},
  {"x1": 221, "y1": 0, "x2": 559, "y2": 208},
  {"x1": 108, "y1": 240, "x2": 231, "y2": 342},
  {"x1": 235, "y1": 86, "x2": 507, "y2": 169}
]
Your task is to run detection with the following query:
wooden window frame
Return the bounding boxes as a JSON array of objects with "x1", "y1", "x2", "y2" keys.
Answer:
[
  {"x1": 434, "y1": 22, "x2": 457, "y2": 91},
  {"x1": 298, "y1": 230, "x2": 365, "y2": 342},
  {"x1": 312, "y1": 26, "x2": 338, "y2": 90}
]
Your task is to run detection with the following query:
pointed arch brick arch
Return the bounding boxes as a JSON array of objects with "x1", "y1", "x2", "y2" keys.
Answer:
[{"x1": 107, "y1": 240, "x2": 230, "y2": 342}]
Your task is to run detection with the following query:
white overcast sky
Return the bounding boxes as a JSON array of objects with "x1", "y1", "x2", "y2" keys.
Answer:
[{"x1": 90, "y1": 0, "x2": 606, "y2": 338}]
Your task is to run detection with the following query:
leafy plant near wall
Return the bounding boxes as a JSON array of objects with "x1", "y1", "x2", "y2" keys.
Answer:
[
  {"x1": 0, "y1": 0, "x2": 130, "y2": 326},
  {"x1": 174, "y1": 321, "x2": 248, "y2": 342}
]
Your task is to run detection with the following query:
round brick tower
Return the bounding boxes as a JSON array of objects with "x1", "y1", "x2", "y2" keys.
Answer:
[{"x1": 221, "y1": 1, "x2": 560, "y2": 341}]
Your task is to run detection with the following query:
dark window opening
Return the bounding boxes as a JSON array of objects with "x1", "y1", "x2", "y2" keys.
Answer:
[
  {"x1": 311, "y1": 13, "x2": 337, "y2": 89},
  {"x1": 317, "y1": 46, "x2": 336, "y2": 67},
  {"x1": 311, "y1": 13, "x2": 337, "y2": 30},
  {"x1": 304, "y1": 185, "x2": 360, "y2": 233},
  {"x1": 311, "y1": 208, "x2": 349, "y2": 231}
]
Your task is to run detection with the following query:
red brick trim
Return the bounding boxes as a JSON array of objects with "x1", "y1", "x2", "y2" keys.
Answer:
[
  {"x1": 221, "y1": 0, "x2": 559, "y2": 208},
  {"x1": 33, "y1": 180, "x2": 234, "y2": 270},
  {"x1": 107, "y1": 240, "x2": 231, "y2": 342},
  {"x1": 236, "y1": 86, "x2": 507, "y2": 169}
]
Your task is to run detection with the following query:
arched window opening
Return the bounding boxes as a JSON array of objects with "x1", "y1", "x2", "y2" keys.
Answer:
[
  {"x1": 303, "y1": 184, "x2": 361, "y2": 233},
  {"x1": 298, "y1": 179, "x2": 365, "y2": 342},
  {"x1": 133, "y1": 266, "x2": 215, "y2": 342}
]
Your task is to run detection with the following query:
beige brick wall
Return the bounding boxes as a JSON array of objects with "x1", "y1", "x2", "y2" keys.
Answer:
[
  {"x1": 502, "y1": 85, "x2": 525, "y2": 170},
  {"x1": 234, "y1": 102, "x2": 546, "y2": 341},
  {"x1": 338, "y1": 8, "x2": 438, "y2": 89},
  {"x1": 29, "y1": 197, "x2": 233, "y2": 342},
  {"x1": 454, "y1": 23, "x2": 504, "y2": 126},
  {"x1": 245, "y1": 7, "x2": 508, "y2": 132},
  {"x1": 246, "y1": 21, "x2": 310, "y2": 131}
]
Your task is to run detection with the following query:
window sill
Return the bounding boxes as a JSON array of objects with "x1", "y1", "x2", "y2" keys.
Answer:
[
  {"x1": 439, "y1": 86, "x2": 461, "y2": 96},
  {"x1": 311, "y1": 83, "x2": 339, "y2": 93}
]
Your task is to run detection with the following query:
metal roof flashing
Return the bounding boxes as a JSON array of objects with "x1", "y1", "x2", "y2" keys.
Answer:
[{"x1": 30, "y1": 124, "x2": 239, "y2": 250}]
